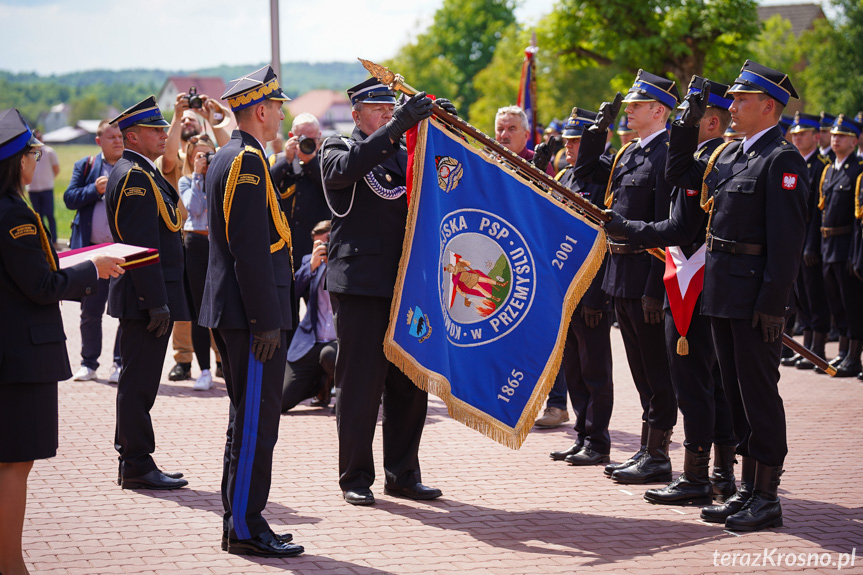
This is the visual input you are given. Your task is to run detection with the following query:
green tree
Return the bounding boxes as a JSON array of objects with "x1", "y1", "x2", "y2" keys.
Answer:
[
  {"x1": 69, "y1": 93, "x2": 108, "y2": 124},
  {"x1": 386, "y1": 0, "x2": 516, "y2": 112}
]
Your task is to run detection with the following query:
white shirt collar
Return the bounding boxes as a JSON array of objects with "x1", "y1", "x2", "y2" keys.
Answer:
[
  {"x1": 802, "y1": 149, "x2": 816, "y2": 161},
  {"x1": 638, "y1": 128, "x2": 666, "y2": 149},
  {"x1": 741, "y1": 125, "x2": 774, "y2": 154},
  {"x1": 126, "y1": 149, "x2": 157, "y2": 172}
]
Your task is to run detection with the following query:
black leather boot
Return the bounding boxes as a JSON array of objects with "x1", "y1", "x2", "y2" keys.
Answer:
[
  {"x1": 796, "y1": 331, "x2": 826, "y2": 370},
  {"x1": 829, "y1": 335, "x2": 849, "y2": 367},
  {"x1": 604, "y1": 422, "x2": 648, "y2": 477},
  {"x1": 550, "y1": 438, "x2": 583, "y2": 461},
  {"x1": 643, "y1": 448, "x2": 711, "y2": 505},
  {"x1": 701, "y1": 456, "x2": 754, "y2": 523},
  {"x1": 725, "y1": 462, "x2": 783, "y2": 531},
  {"x1": 612, "y1": 427, "x2": 672, "y2": 484},
  {"x1": 834, "y1": 340, "x2": 862, "y2": 378},
  {"x1": 710, "y1": 444, "x2": 737, "y2": 502}
]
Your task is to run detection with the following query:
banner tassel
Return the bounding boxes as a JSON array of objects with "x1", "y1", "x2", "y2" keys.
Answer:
[{"x1": 677, "y1": 335, "x2": 689, "y2": 356}]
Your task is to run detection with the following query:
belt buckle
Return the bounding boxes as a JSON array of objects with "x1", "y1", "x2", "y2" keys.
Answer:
[{"x1": 706, "y1": 234, "x2": 714, "y2": 252}]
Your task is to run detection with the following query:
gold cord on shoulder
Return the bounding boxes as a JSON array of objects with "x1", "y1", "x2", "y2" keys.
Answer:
[
  {"x1": 603, "y1": 141, "x2": 636, "y2": 208},
  {"x1": 855, "y1": 172, "x2": 862, "y2": 219},
  {"x1": 138, "y1": 169, "x2": 182, "y2": 233},
  {"x1": 818, "y1": 164, "x2": 830, "y2": 211},
  {"x1": 26, "y1": 203, "x2": 57, "y2": 272}
]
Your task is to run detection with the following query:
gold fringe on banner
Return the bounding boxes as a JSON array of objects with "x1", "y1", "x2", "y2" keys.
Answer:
[
  {"x1": 383, "y1": 117, "x2": 607, "y2": 449},
  {"x1": 677, "y1": 335, "x2": 689, "y2": 356}
]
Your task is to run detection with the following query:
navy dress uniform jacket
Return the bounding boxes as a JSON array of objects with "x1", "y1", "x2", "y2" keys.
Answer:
[
  {"x1": 63, "y1": 154, "x2": 105, "y2": 250},
  {"x1": 200, "y1": 130, "x2": 295, "y2": 333},
  {"x1": 0, "y1": 193, "x2": 97, "y2": 384},
  {"x1": 105, "y1": 150, "x2": 190, "y2": 321},
  {"x1": 819, "y1": 157, "x2": 863, "y2": 265},
  {"x1": 802, "y1": 153, "x2": 830, "y2": 260},
  {"x1": 665, "y1": 125, "x2": 809, "y2": 320},
  {"x1": 573, "y1": 127, "x2": 671, "y2": 301}
]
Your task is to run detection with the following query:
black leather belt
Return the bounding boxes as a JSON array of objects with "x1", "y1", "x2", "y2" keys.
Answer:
[
  {"x1": 706, "y1": 233, "x2": 764, "y2": 256},
  {"x1": 608, "y1": 242, "x2": 645, "y2": 255},
  {"x1": 821, "y1": 225, "x2": 853, "y2": 238}
]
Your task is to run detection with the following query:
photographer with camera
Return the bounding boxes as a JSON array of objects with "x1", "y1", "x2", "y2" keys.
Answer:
[
  {"x1": 178, "y1": 134, "x2": 218, "y2": 391},
  {"x1": 161, "y1": 89, "x2": 233, "y2": 382},
  {"x1": 270, "y1": 113, "x2": 331, "y2": 274}
]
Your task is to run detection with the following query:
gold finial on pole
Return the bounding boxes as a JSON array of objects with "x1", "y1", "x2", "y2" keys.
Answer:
[{"x1": 358, "y1": 58, "x2": 415, "y2": 96}]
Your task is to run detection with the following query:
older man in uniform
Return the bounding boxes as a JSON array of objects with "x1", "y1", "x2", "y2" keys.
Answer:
[
  {"x1": 547, "y1": 108, "x2": 614, "y2": 466},
  {"x1": 573, "y1": 70, "x2": 679, "y2": 485},
  {"x1": 199, "y1": 66, "x2": 303, "y2": 558},
  {"x1": 605, "y1": 77, "x2": 738, "y2": 505},
  {"x1": 321, "y1": 79, "x2": 456, "y2": 506},
  {"x1": 662, "y1": 60, "x2": 808, "y2": 531},
  {"x1": 106, "y1": 97, "x2": 190, "y2": 490}
]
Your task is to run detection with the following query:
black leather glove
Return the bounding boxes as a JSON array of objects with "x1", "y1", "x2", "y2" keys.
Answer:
[
  {"x1": 251, "y1": 329, "x2": 281, "y2": 363},
  {"x1": 751, "y1": 311, "x2": 785, "y2": 343},
  {"x1": 435, "y1": 98, "x2": 458, "y2": 117},
  {"x1": 533, "y1": 137, "x2": 563, "y2": 170},
  {"x1": 581, "y1": 306, "x2": 603, "y2": 329},
  {"x1": 590, "y1": 92, "x2": 623, "y2": 134},
  {"x1": 146, "y1": 305, "x2": 171, "y2": 338},
  {"x1": 385, "y1": 91, "x2": 433, "y2": 142},
  {"x1": 802, "y1": 251, "x2": 819, "y2": 267},
  {"x1": 602, "y1": 209, "x2": 629, "y2": 241},
  {"x1": 680, "y1": 79, "x2": 709, "y2": 127},
  {"x1": 641, "y1": 296, "x2": 665, "y2": 325}
]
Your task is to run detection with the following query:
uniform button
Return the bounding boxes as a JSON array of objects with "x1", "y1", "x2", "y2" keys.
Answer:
[
  {"x1": 139, "y1": 296, "x2": 145, "y2": 301},
  {"x1": 85, "y1": 287, "x2": 92, "y2": 295},
  {"x1": 750, "y1": 270, "x2": 755, "y2": 275},
  {"x1": 251, "y1": 319, "x2": 257, "y2": 324},
  {"x1": 354, "y1": 248, "x2": 358, "y2": 253}
]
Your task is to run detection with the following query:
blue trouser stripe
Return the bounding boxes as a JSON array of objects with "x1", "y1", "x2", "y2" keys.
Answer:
[{"x1": 231, "y1": 338, "x2": 263, "y2": 540}]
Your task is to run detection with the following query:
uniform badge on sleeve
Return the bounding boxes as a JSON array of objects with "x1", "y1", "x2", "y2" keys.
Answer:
[
  {"x1": 237, "y1": 174, "x2": 260, "y2": 186},
  {"x1": 124, "y1": 187, "x2": 146, "y2": 197},
  {"x1": 9, "y1": 224, "x2": 37, "y2": 239},
  {"x1": 782, "y1": 173, "x2": 798, "y2": 190}
]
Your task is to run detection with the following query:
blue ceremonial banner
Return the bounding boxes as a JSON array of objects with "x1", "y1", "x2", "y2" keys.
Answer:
[{"x1": 384, "y1": 117, "x2": 607, "y2": 448}]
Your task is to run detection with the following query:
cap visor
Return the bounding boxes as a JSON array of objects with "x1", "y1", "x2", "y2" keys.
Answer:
[
  {"x1": 27, "y1": 134, "x2": 43, "y2": 147},
  {"x1": 621, "y1": 92, "x2": 655, "y2": 104}
]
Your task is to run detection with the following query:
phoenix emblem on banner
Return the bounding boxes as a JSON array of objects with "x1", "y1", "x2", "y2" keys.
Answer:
[{"x1": 435, "y1": 155, "x2": 464, "y2": 192}]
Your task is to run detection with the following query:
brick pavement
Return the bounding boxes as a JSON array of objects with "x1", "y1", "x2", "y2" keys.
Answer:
[{"x1": 19, "y1": 302, "x2": 863, "y2": 574}]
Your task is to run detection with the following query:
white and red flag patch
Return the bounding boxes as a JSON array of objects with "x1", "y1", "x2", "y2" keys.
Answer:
[{"x1": 782, "y1": 173, "x2": 798, "y2": 190}]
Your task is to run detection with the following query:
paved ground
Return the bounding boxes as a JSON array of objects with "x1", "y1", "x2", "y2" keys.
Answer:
[{"x1": 20, "y1": 302, "x2": 863, "y2": 574}]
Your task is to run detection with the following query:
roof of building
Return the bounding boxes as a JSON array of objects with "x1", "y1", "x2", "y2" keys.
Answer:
[
  {"x1": 286, "y1": 89, "x2": 350, "y2": 119},
  {"x1": 757, "y1": 3, "x2": 826, "y2": 36}
]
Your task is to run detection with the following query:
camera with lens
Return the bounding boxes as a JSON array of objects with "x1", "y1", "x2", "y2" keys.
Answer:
[
  {"x1": 204, "y1": 151, "x2": 215, "y2": 165},
  {"x1": 186, "y1": 86, "x2": 203, "y2": 110},
  {"x1": 297, "y1": 135, "x2": 317, "y2": 155}
]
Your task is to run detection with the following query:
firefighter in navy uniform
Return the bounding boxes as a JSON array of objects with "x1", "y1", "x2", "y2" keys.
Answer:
[
  {"x1": 320, "y1": 79, "x2": 456, "y2": 506},
  {"x1": 198, "y1": 66, "x2": 303, "y2": 558},
  {"x1": 661, "y1": 60, "x2": 808, "y2": 532},
  {"x1": 787, "y1": 112, "x2": 832, "y2": 370},
  {"x1": 818, "y1": 115, "x2": 863, "y2": 377},
  {"x1": 572, "y1": 70, "x2": 679, "y2": 485},
  {"x1": 548, "y1": 108, "x2": 615, "y2": 467},
  {"x1": 604, "y1": 77, "x2": 738, "y2": 506},
  {"x1": 105, "y1": 97, "x2": 191, "y2": 491}
]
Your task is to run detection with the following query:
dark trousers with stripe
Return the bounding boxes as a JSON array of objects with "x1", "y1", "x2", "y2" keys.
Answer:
[
  {"x1": 615, "y1": 296, "x2": 677, "y2": 431},
  {"x1": 332, "y1": 293, "x2": 428, "y2": 491},
  {"x1": 665, "y1": 301, "x2": 735, "y2": 453},
  {"x1": 215, "y1": 328, "x2": 286, "y2": 540},
  {"x1": 710, "y1": 316, "x2": 787, "y2": 467},
  {"x1": 115, "y1": 318, "x2": 173, "y2": 477},
  {"x1": 561, "y1": 309, "x2": 614, "y2": 454}
]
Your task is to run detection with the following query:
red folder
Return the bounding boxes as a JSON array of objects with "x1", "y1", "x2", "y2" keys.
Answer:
[{"x1": 58, "y1": 243, "x2": 159, "y2": 270}]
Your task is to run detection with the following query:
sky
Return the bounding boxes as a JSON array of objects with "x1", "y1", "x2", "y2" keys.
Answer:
[{"x1": 0, "y1": 0, "x2": 826, "y2": 76}]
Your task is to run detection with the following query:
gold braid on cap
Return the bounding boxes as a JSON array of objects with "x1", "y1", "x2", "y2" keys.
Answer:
[{"x1": 604, "y1": 141, "x2": 636, "y2": 208}]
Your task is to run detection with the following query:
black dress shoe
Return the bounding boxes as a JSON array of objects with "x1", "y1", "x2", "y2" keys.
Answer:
[
  {"x1": 343, "y1": 487, "x2": 375, "y2": 505},
  {"x1": 384, "y1": 483, "x2": 443, "y2": 500},
  {"x1": 565, "y1": 447, "x2": 610, "y2": 466},
  {"x1": 550, "y1": 440, "x2": 584, "y2": 461},
  {"x1": 121, "y1": 469, "x2": 188, "y2": 490},
  {"x1": 161, "y1": 470, "x2": 184, "y2": 479},
  {"x1": 168, "y1": 362, "x2": 192, "y2": 381},
  {"x1": 227, "y1": 530, "x2": 304, "y2": 557},
  {"x1": 222, "y1": 530, "x2": 292, "y2": 551}
]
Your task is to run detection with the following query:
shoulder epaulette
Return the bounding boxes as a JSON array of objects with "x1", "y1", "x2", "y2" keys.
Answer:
[
  {"x1": 604, "y1": 141, "x2": 636, "y2": 208},
  {"x1": 554, "y1": 166, "x2": 570, "y2": 182},
  {"x1": 818, "y1": 154, "x2": 831, "y2": 165}
]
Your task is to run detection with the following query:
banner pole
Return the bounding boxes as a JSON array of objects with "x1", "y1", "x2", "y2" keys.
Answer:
[{"x1": 358, "y1": 58, "x2": 610, "y2": 227}]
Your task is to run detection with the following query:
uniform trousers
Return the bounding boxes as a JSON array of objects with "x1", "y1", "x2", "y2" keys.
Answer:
[
  {"x1": 561, "y1": 309, "x2": 614, "y2": 454},
  {"x1": 115, "y1": 318, "x2": 173, "y2": 477},
  {"x1": 281, "y1": 341, "x2": 337, "y2": 412},
  {"x1": 800, "y1": 261, "x2": 831, "y2": 333},
  {"x1": 215, "y1": 328, "x2": 286, "y2": 540},
  {"x1": 665, "y1": 300, "x2": 734, "y2": 453},
  {"x1": 824, "y1": 262, "x2": 863, "y2": 339},
  {"x1": 710, "y1": 317, "x2": 786, "y2": 467},
  {"x1": 614, "y1": 296, "x2": 677, "y2": 430},
  {"x1": 184, "y1": 233, "x2": 212, "y2": 370},
  {"x1": 823, "y1": 262, "x2": 849, "y2": 337},
  {"x1": 80, "y1": 277, "x2": 121, "y2": 370},
  {"x1": 332, "y1": 293, "x2": 427, "y2": 491}
]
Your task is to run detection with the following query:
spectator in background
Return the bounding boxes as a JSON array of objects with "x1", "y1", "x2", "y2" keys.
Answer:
[
  {"x1": 494, "y1": 106, "x2": 556, "y2": 177},
  {"x1": 64, "y1": 119, "x2": 126, "y2": 383},
  {"x1": 160, "y1": 92, "x2": 232, "y2": 382},
  {"x1": 27, "y1": 130, "x2": 60, "y2": 246},
  {"x1": 270, "y1": 113, "x2": 332, "y2": 274},
  {"x1": 282, "y1": 221, "x2": 337, "y2": 412},
  {"x1": 179, "y1": 134, "x2": 218, "y2": 391}
]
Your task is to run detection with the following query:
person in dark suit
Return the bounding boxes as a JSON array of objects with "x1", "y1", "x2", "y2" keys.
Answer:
[
  {"x1": 787, "y1": 112, "x2": 832, "y2": 371},
  {"x1": 282, "y1": 220, "x2": 337, "y2": 412},
  {"x1": 321, "y1": 78, "x2": 455, "y2": 506},
  {"x1": 199, "y1": 66, "x2": 303, "y2": 558},
  {"x1": 661, "y1": 60, "x2": 808, "y2": 531},
  {"x1": 547, "y1": 108, "x2": 615, "y2": 467},
  {"x1": 63, "y1": 119, "x2": 126, "y2": 383},
  {"x1": 818, "y1": 115, "x2": 863, "y2": 377},
  {"x1": 0, "y1": 109, "x2": 123, "y2": 575},
  {"x1": 604, "y1": 77, "x2": 738, "y2": 506},
  {"x1": 105, "y1": 96, "x2": 191, "y2": 491},
  {"x1": 572, "y1": 70, "x2": 679, "y2": 485}
]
